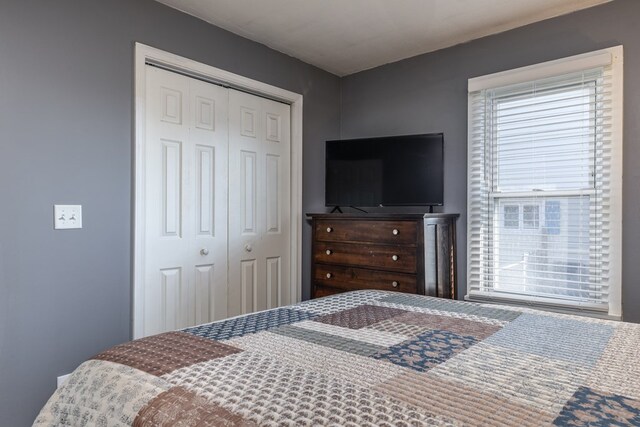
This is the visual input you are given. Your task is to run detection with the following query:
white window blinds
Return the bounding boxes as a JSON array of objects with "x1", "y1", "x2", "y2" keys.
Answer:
[{"x1": 467, "y1": 47, "x2": 623, "y2": 317}]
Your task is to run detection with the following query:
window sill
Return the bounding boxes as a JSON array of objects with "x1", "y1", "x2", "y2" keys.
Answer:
[{"x1": 464, "y1": 293, "x2": 621, "y2": 321}]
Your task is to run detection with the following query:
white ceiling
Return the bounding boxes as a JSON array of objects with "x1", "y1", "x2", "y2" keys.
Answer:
[{"x1": 156, "y1": 0, "x2": 611, "y2": 76}]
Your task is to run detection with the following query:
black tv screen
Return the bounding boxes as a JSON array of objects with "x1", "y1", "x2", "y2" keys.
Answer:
[{"x1": 325, "y1": 133, "x2": 444, "y2": 207}]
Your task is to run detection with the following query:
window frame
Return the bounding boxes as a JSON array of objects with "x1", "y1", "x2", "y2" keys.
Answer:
[{"x1": 466, "y1": 46, "x2": 623, "y2": 319}]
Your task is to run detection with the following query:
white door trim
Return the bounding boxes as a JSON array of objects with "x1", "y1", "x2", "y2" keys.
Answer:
[{"x1": 133, "y1": 43, "x2": 303, "y2": 339}]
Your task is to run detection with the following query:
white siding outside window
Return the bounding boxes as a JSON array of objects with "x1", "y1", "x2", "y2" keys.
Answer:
[{"x1": 466, "y1": 47, "x2": 623, "y2": 318}]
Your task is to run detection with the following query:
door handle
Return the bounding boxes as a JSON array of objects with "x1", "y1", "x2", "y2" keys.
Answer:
[
  {"x1": 245, "y1": 244, "x2": 252, "y2": 252},
  {"x1": 200, "y1": 248, "x2": 209, "y2": 256}
]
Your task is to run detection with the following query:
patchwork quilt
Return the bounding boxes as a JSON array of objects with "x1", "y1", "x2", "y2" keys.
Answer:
[{"x1": 35, "y1": 291, "x2": 640, "y2": 426}]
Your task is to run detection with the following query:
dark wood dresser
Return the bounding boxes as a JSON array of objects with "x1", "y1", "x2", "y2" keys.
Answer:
[{"x1": 308, "y1": 213, "x2": 459, "y2": 299}]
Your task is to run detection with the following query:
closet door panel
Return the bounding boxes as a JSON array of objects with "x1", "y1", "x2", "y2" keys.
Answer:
[
  {"x1": 228, "y1": 89, "x2": 291, "y2": 316},
  {"x1": 143, "y1": 67, "x2": 228, "y2": 337}
]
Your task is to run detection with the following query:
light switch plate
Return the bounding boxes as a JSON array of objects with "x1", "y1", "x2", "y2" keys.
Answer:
[{"x1": 54, "y1": 205, "x2": 82, "y2": 229}]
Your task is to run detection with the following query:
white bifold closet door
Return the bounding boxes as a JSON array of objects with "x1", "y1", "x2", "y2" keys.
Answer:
[
  {"x1": 142, "y1": 66, "x2": 290, "y2": 337},
  {"x1": 144, "y1": 66, "x2": 229, "y2": 337},
  {"x1": 228, "y1": 89, "x2": 291, "y2": 317}
]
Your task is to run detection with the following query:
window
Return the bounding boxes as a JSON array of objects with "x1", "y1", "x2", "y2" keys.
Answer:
[
  {"x1": 522, "y1": 205, "x2": 539, "y2": 229},
  {"x1": 467, "y1": 47, "x2": 623, "y2": 317},
  {"x1": 504, "y1": 205, "x2": 519, "y2": 228},
  {"x1": 544, "y1": 201, "x2": 561, "y2": 235}
]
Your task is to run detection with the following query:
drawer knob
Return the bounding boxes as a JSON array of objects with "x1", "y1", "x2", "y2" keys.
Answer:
[
  {"x1": 392, "y1": 229, "x2": 399, "y2": 235},
  {"x1": 326, "y1": 249, "x2": 332, "y2": 255},
  {"x1": 326, "y1": 227, "x2": 333, "y2": 233},
  {"x1": 326, "y1": 273, "x2": 332, "y2": 279},
  {"x1": 392, "y1": 255, "x2": 399, "y2": 261},
  {"x1": 392, "y1": 281, "x2": 399, "y2": 288}
]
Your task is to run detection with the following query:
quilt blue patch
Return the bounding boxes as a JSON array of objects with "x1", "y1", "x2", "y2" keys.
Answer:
[
  {"x1": 372, "y1": 329, "x2": 478, "y2": 372},
  {"x1": 553, "y1": 386, "x2": 640, "y2": 426},
  {"x1": 183, "y1": 308, "x2": 316, "y2": 341},
  {"x1": 484, "y1": 313, "x2": 614, "y2": 367}
]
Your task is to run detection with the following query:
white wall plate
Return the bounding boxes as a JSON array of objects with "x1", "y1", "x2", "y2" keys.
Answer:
[{"x1": 54, "y1": 205, "x2": 82, "y2": 229}]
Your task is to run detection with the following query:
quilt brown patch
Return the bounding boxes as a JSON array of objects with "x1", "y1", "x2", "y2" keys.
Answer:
[
  {"x1": 313, "y1": 304, "x2": 407, "y2": 329},
  {"x1": 375, "y1": 371, "x2": 556, "y2": 426},
  {"x1": 134, "y1": 386, "x2": 254, "y2": 427},
  {"x1": 92, "y1": 331, "x2": 242, "y2": 376},
  {"x1": 394, "y1": 312, "x2": 502, "y2": 339}
]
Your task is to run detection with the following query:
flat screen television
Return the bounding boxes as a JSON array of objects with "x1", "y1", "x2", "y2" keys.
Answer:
[{"x1": 325, "y1": 133, "x2": 444, "y2": 208}]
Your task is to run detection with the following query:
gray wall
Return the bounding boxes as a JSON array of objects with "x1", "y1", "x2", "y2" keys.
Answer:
[
  {"x1": 2, "y1": 0, "x2": 640, "y2": 424},
  {"x1": 0, "y1": 0, "x2": 339, "y2": 425},
  {"x1": 340, "y1": 0, "x2": 640, "y2": 323}
]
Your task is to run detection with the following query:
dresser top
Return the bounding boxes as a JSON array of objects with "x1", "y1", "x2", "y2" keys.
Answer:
[{"x1": 307, "y1": 213, "x2": 460, "y2": 220}]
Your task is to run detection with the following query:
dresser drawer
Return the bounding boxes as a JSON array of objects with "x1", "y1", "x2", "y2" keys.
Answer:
[
  {"x1": 313, "y1": 286, "x2": 343, "y2": 298},
  {"x1": 315, "y1": 264, "x2": 418, "y2": 293},
  {"x1": 314, "y1": 241, "x2": 416, "y2": 273},
  {"x1": 315, "y1": 219, "x2": 417, "y2": 245}
]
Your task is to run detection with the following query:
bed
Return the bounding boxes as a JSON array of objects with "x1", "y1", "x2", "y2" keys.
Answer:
[{"x1": 35, "y1": 290, "x2": 640, "y2": 426}]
